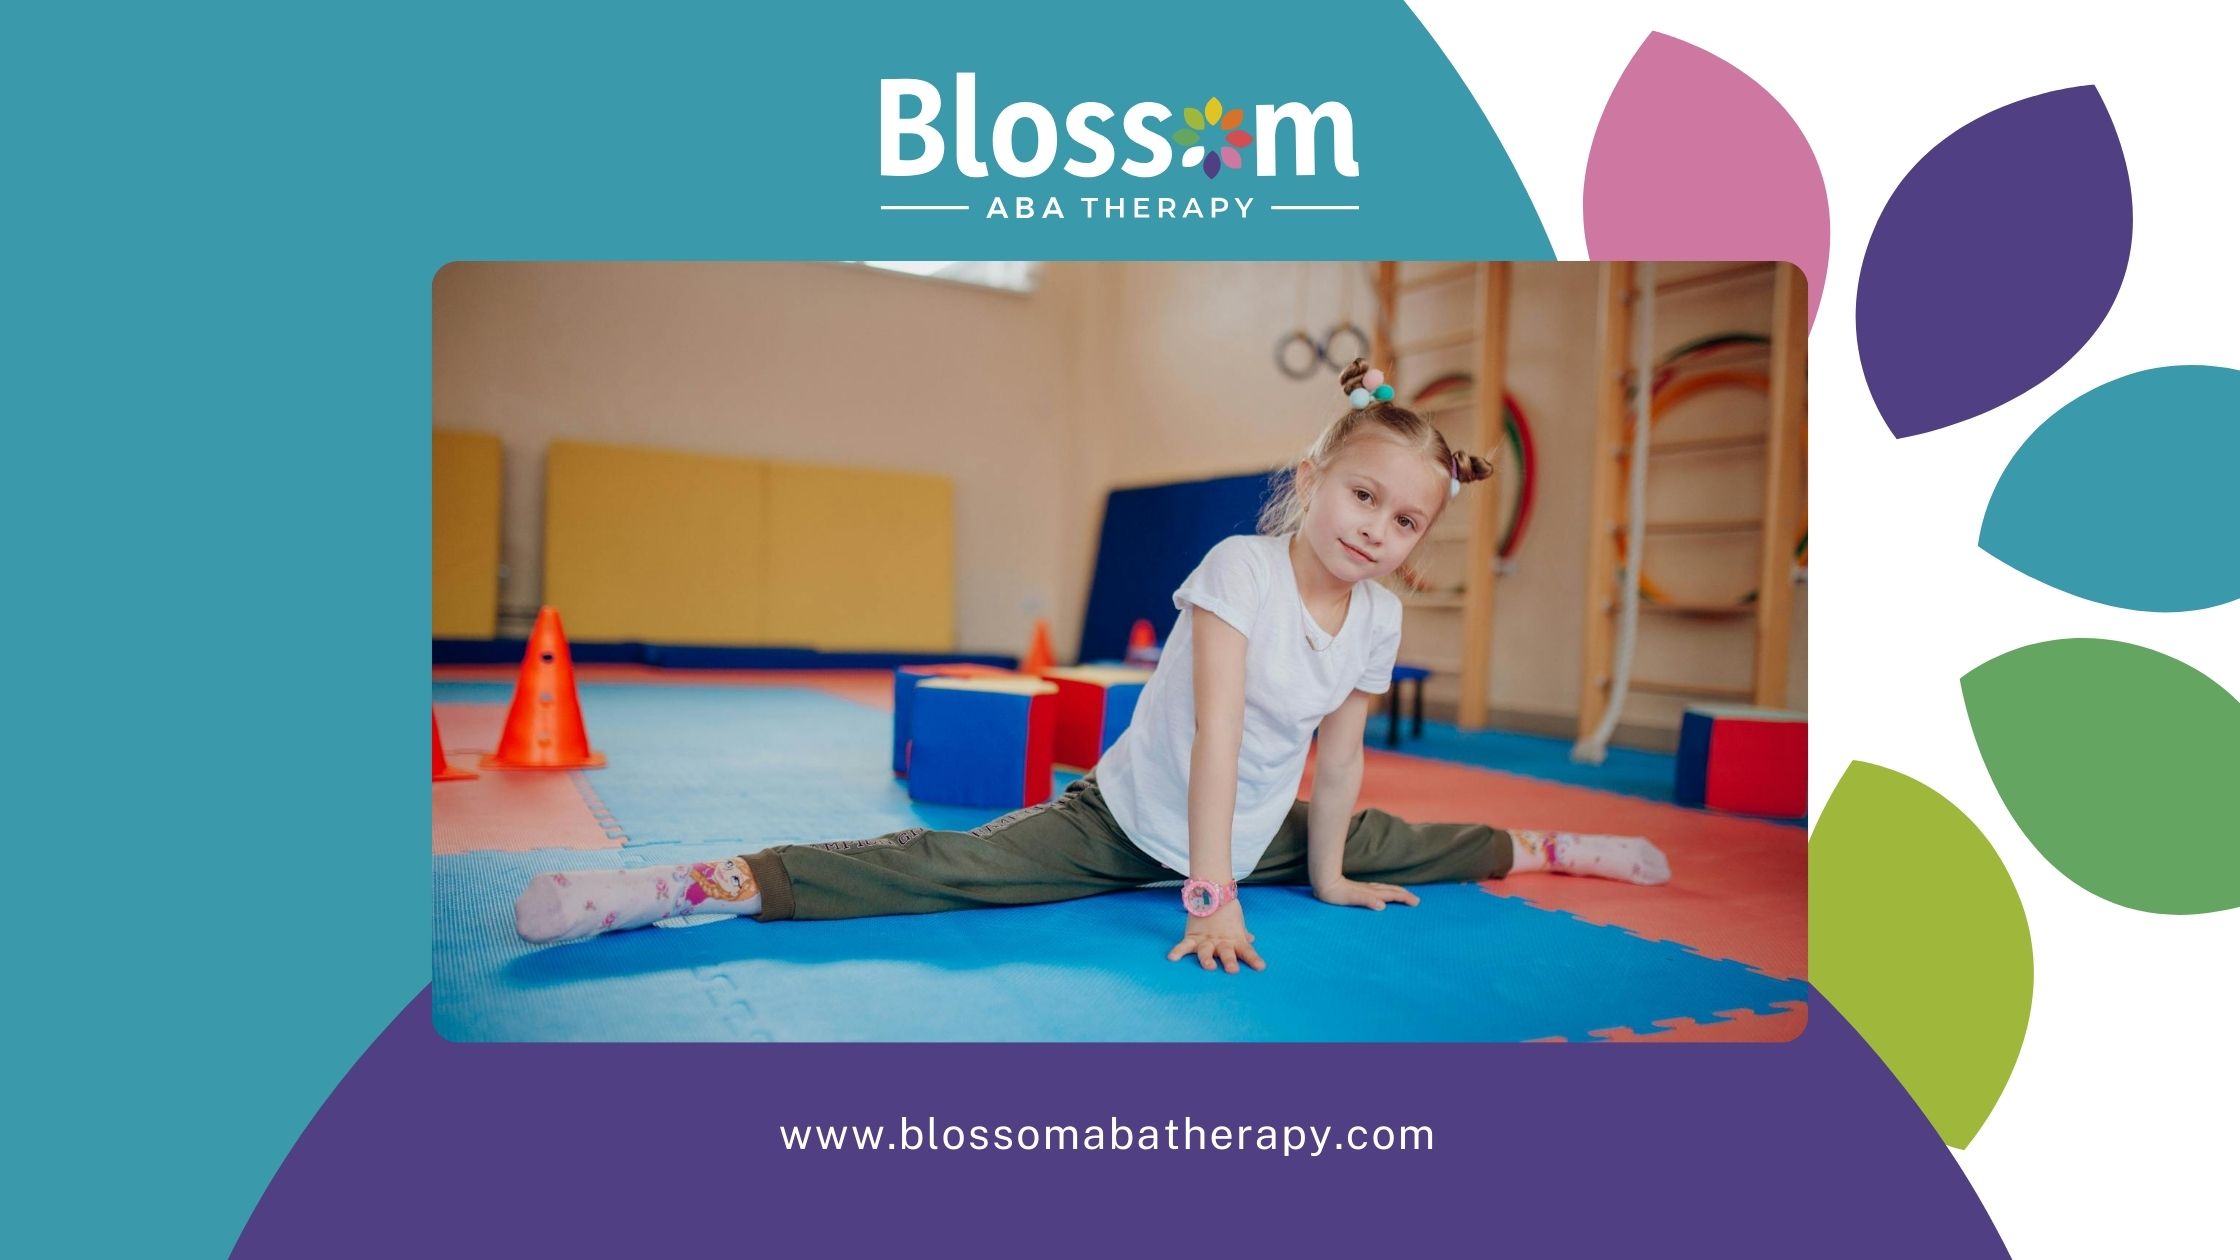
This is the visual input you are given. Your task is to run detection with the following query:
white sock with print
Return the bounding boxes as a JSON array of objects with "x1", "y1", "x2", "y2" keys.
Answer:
[
  {"x1": 514, "y1": 856, "x2": 763, "y2": 944},
  {"x1": 1508, "y1": 830, "x2": 1671, "y2": 885}
]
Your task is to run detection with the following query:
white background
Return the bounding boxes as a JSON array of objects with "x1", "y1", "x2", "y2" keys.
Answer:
[{"x1": 1410, "y1": 2, "x2": 2239, "y2": 1253}]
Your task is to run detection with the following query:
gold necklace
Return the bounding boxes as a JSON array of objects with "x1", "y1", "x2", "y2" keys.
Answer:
[{"x1": 1304, "y1": 594, "x2": 1346, "y2": 651}]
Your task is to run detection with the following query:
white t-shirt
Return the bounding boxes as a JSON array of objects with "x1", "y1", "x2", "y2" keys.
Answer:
[{"x1": 1097, "y1": 533, "x2": 1403, "y2": 880}]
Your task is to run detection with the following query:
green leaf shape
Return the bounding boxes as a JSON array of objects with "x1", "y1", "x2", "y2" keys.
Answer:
[
  {"x1": 1172, "y1": 127, "x2": 1198, "y2": 146},
  {"x1": 1964, "y1": 637, "x2": 2240, "y2": 914},
  {"x1": 1811, "y1": 761, "x2": 2032, "y2": 1148}
]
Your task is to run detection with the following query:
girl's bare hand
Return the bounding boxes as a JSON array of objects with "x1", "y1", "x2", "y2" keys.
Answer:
[
  {"x1": 1166, "y1": 900, "x2": 1266, "y2": 974},
  {"x1": 1312, "y1": 879, "x2": 1421, "y2": 911}
]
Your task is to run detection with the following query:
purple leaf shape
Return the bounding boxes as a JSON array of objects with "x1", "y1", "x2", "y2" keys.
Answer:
[
  {"x1": 1202, "y1": 151, "x2": 1220, "y2": 178},
  {"x1": 1586, "y1": 32, "x2": 1829, "y2": 326},
  {"x1": 1858, "y1": 87, "x2": 2131, "y2": 438}
]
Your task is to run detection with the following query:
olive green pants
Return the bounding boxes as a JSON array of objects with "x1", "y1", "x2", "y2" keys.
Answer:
[{"x1": 738, "y1": 773, "x2": 1514, "y2": 921}]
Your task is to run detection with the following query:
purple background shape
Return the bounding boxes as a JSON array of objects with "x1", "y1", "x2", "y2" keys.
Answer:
[
  {"x1": 235, "y1": 989, "x2": 2006, "y2": 1257},
  {"x1": 1856, "y1": 86, "x2": 2130, "y2": 438}
]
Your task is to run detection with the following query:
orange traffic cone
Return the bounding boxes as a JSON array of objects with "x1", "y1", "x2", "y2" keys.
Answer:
[
  {"x1": 1021, "y1": 617, "x2": 1055, "y2": 676},
  {"x1": 432, "y1": 708, "x2": 478, "y2": 781},
  {"x1": 1125, "y1": 618, "x2": 1159, "y2": 665},
  {"x1": 481, "y1": 607, "x2": 606, "y2": 770}
]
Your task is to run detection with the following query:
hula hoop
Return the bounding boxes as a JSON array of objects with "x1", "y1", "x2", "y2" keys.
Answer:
[
  {"x1": 1274, "y1": 329, "x2": 1321, "y2": 379},
  {"x1": 1410, "y1": 372, "x2": 1537, "y2": 559},
  {"x1": 1614, "y1": 359, "x2": 1809, "y2": 605}
]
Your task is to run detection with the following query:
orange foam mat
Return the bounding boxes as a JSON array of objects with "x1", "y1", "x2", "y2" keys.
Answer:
[
  {"x1": 1304, "y1": 749, "x2": 1806, "y2": 981},
  {"x1": 1588, "y1": 1001, "x2": 1811, "y2": 1043},
  {"x1": 433, "y1": 664, "x2": 894, "y2": 710},
  {"x1": 432, "y1": 703, "x2": 621, "y2": 855}
]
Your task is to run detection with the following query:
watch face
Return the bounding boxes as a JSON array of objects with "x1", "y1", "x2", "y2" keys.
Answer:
[{"x1": 1182, "y1": 882, "x2": 1218, "y2": 915}]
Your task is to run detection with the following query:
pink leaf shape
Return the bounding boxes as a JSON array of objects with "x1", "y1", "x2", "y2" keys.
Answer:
[{"x1": 1586, "y1": 32, "x2": 1829, "y2": 327}]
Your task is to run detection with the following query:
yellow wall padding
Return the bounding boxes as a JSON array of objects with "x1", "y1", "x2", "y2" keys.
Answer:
[
  {"x1": 541, "y1": 440, "x2": 956, "y2": 649},
  {"x1": 432, "y1": 429, "x2": 503, "y2": 638},
  {"x1": 544, "y1": 440, "x2": 770, "y2": 644},
  {"x1": 763, "y1": 462, "x2": 956, "y2": 651}
]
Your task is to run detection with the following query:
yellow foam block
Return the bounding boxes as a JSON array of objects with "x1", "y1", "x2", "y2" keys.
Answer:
[
  {"x1": 432, "y1": 429, "x2": 503, "y2": 638},
  {"x1": 763, "y1": 461, "x2": 954, "y2": 651},
  {"x1": 543, "y1": 439, "x2": 769, "y2": 644}
]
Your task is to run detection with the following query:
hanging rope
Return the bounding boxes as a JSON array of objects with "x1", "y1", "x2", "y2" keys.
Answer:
[
  {"x1": 1275, "y1": 263, "x2": 1319, "y2": 378},
  {"x1": 1575, "y1": 263, "x2": 1656, "y2": 766},
  {"x1": 1322, "y1": 263, "x2": 1367, "y2": 369}
]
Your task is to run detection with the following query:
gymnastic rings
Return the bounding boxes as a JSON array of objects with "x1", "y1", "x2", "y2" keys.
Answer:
[
  {"x1": 1272, "y1": 322, "x2": 1374, "y2": 379},
  {"x1": 1319, "y1": 322, "x2": 1368, "y2": 371},
  {"x1": 1275, "y1": 329, "x2": 1321, "y2": 379}
]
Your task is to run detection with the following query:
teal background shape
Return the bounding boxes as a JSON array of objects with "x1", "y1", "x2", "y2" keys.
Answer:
[
  {"x1": 1981, "y1": 365, "x2": 2240, "y2": 612},
  {"x1": 10, "y1": 2, "x2": 1549, "y2": 1253}
]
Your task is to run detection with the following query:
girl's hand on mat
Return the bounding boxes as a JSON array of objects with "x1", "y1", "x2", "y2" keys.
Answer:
[
  {"x1": 1167, "y1": 902, "x2": 1265, "y2": 974},
  {"x1": 1312, "y1": 879, "x2": 1421, "y2": 912}
]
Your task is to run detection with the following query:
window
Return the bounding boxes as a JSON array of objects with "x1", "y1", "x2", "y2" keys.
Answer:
[{"x1": 850, "y1": 261, "x2": 1040, "y2": 293}]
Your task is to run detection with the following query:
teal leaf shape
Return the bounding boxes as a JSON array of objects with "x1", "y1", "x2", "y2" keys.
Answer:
[
  {"x1": 1981, "y1": 365, "x2": 2240, "y2": 612},
  {"x1": 1964, "y1": 638, "x2": 2240, "y2": 913},
  {"x1": 1811, "y1": 762, "x2": 2032, "y2": 1148}
]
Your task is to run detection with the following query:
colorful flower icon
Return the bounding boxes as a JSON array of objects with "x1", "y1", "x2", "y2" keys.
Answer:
[{"x1": 1172, "y1": 95, "x2": 1252, "y2": 178}]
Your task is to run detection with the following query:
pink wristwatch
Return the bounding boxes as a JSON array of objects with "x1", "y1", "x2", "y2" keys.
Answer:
[{"x1": 1180, "y1": 878, "x2": 1239, "y2": 917}]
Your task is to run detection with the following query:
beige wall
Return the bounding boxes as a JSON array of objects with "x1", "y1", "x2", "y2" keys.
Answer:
[
  {"x1": 433, "y1": 262, "x2": 1092, "y2": 656},
  {"x1": 434, "y1": 260, "x2": 1805, "y2": 738}
]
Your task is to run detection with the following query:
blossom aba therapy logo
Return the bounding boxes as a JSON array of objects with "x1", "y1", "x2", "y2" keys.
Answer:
[{"x1": 878, "y1": 73, "x2": 1358, "y2": 220}]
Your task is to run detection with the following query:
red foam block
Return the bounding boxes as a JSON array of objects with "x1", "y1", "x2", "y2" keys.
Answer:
[{"x1": 1705, "y1": 715, "x2": 1807, "y2": 817}]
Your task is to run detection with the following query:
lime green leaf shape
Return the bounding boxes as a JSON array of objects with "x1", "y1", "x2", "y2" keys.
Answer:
[
  {"x1": 1964, "y1": 637, "x2": 2240, "y2": 914},
  {"x1": 1811, "y1": 761, "x2": 2032, "y2": 1148}
]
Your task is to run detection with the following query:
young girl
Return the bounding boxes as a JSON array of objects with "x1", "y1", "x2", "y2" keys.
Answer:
[{"x1": 513, "y1": 359, "x2": 1670, "y2": 972}]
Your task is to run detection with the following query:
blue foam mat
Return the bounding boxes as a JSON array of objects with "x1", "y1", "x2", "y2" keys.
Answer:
[
  {"x1": 432, "y1": 677, "x2": 1800, "y2": 1040},
  {"x1": 432, "y1": 680, "x2": 1805, "y2": 1041},
  {"x1": 437, "y1": 855, "x2": 1804, "y2": 1042}
]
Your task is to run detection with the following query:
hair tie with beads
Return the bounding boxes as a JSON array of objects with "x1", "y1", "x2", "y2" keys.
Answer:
[{"x1": 1348, "y1": 366, "x2": 1397, "y2": 409}]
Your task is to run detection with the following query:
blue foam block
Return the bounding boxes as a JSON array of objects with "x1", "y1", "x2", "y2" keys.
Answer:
[
  {"x1": 1098, "y1": 682, "x2": 1143, "y2": 753},
  {"x1": 891, "y1": 671, "x2": 918, "y2": 776},
  {"x1": 908, "y1": 686, "x2": 1032, "y2": 810},
  {"x1": 1675, "y1": 708, "x2": 1714, "y2": 808}
]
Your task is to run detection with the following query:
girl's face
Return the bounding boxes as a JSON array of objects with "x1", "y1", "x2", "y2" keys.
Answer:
[{"x1": 1295, "y1": 436, "x2": 1447, "y2": 584}]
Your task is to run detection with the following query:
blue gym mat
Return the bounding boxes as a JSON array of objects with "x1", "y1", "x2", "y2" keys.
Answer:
[
  {"x1": 432, "y1": 681, "x2": 1806, "y2": 1041},
  {"x1": 436, "y1": 850, "x2": 1802, "y2": 1041}
]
